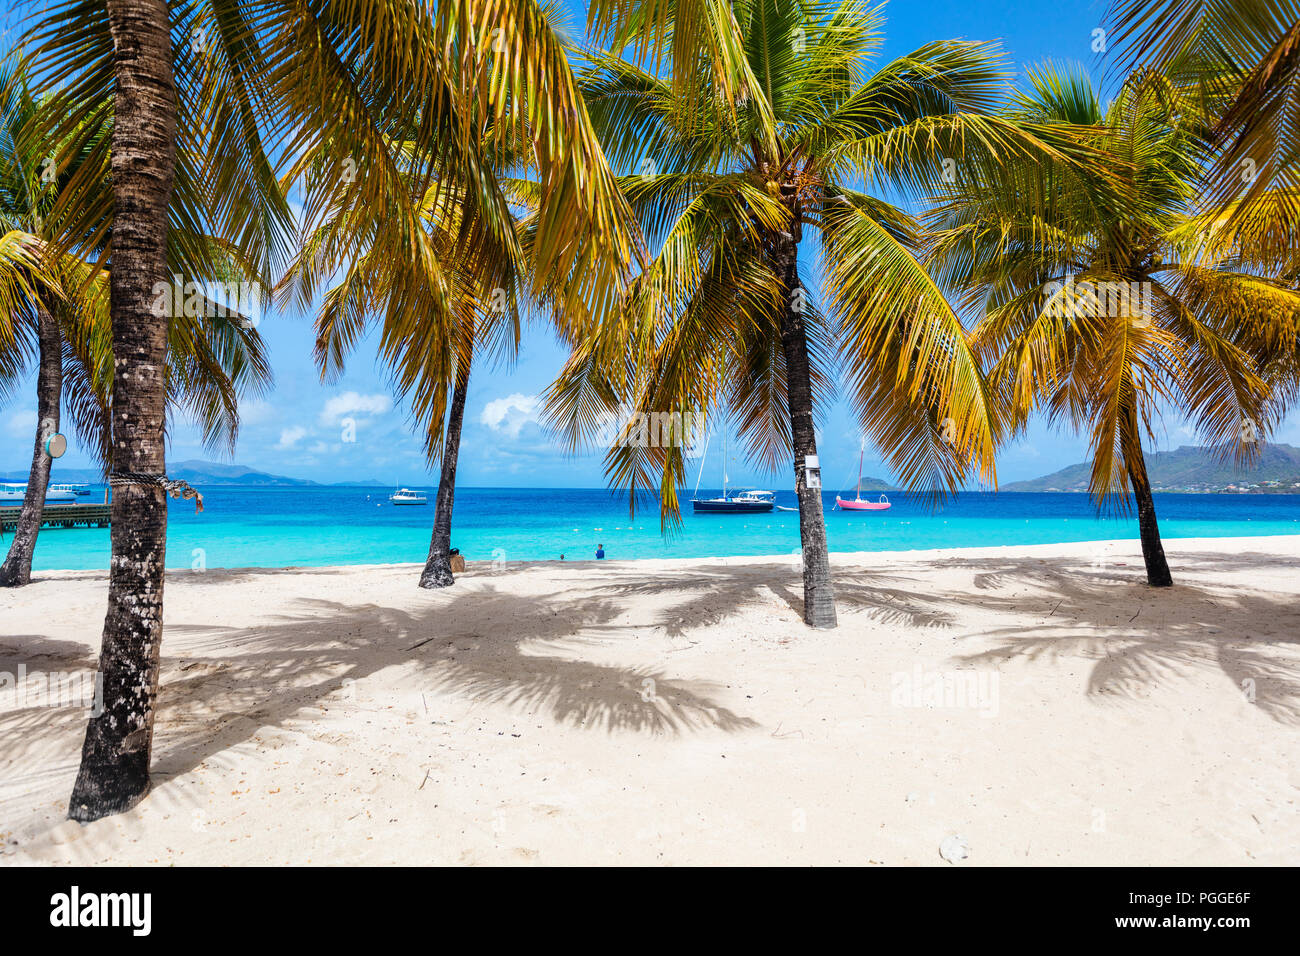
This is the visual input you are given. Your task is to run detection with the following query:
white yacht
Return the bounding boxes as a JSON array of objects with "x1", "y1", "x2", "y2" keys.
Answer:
[
  {"x1": 0, "y1": 482, "x2": 78, "y2": 504},
  {"x1": 50, "y1": 482, "x2": 92, "y2": 496},
  {"x1": 388, "y1": 488, "x2": 428, "y2": 505}
]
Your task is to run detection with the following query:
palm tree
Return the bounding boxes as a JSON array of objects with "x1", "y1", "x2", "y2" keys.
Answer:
[
  {"x1": 9, "y1": 0, "x2": 285, "y2": 815},
  {"x1": 54, "y1": 0, "x2": 186, "y2": 820},
  {"x1": 18, "y1": 0, "x2": 636, "y2": 820},
  {"x1": 0, "y1": 63, "x2": 77, "y2": 588},
  {"x1": 927, "y1": 66, "x2": 1300, "y2": 587},
  {"x1": 550, "y1": 0, "x2": 1095, "y2": 627},
  {"x1": 278, "y1": 1, "x2": 635, "y2": 591},
  {"x1": 0, "y1": 61, "x2": 270, "y2": 587},
  {"x1": 281, "y1": 165, "x2": 526, "y2": 590}
]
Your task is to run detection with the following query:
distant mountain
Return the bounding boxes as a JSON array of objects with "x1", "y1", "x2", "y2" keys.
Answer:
[
  {"x1": 852, "y1": 476, "x2": 893, "y2": 492},
  {"x1": 3, "y1": 461, "x2": 408, "y2": 486},
  {"x1": 2, "y1": 466, "x2": 105, "y2": 483},
  {"x1": 167, "y1": 460, "x2": 320, "y2": 485},
  {"x1": 2, "y1": 460, "x2": 319, "y2": 485},
  {"x1": 1003, "y1": 443, "x2": 1300, "y2": 493}
]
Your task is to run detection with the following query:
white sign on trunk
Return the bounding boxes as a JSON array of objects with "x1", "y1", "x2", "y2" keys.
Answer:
[{"x1": 803, "y1": 455, "x2": 821, "y2": 489}]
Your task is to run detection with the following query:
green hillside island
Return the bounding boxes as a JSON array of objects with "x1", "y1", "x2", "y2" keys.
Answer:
[
  {"x1": 850, "y1": 477, "x2": 895, "y2": 492},
  {"x1": 1003, "y1": 444, "x2": 1300, "y2": 494},
  {"x1": 1, "y1": 460, "x2": 387, "y2": 487}
]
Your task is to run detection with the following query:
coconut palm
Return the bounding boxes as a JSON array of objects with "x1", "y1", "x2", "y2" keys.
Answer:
[
  {"x1": 550, "y1": 0, "x2": 1098, "y2": 627},
  {"x1": 16, "y1": 0, "x2": 287, "y2": 821},
  {"x1": 927, "y1": 65, "x2": 1300, "y2": 587},
  {"x1": 278, "y1": 2, "x2": 635, "y2": 591},
  {"x1": 17, "y1": 0, "x2": 637, "y2": 820},
  {"x1": 0, "y1": 63, "x2": 66, "y2": 589},
  {"x1": 281, "y1": 159, "x2": 527, "y2": 590},
  {"x1": 0, "y1": 61, "x2": 271, "y2": 587}
]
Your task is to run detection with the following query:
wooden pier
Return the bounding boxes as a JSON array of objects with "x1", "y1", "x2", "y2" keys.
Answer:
[{"x1": 0, "y1": 503, "x2": 111, "y2": 531}]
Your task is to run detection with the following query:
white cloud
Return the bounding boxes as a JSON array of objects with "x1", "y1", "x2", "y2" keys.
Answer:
[
  {"x1": 319, "y1": 391, "x2": 391, "y2": 425},
  {"x1": 277, "y1": 426, "x2": 308, "y2": 449},
  {"x1": 480, "y1": 393, "x2": 540, "y2": 439},
  {"x1": 3, "y1": 409, "x2": 36, "y2": 437}
]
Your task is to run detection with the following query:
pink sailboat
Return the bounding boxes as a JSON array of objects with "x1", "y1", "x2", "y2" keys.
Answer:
[{"x1": 835, "y1": 439, "x2": 891, "y2": 511}]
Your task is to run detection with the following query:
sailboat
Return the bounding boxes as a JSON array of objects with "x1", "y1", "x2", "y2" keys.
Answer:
[
  {"x1": 835, "y1": 438, "x2": 891, "y2": 511},
  {"x1": 690, "y1": 434, "x2": 774, "y2": 514}
]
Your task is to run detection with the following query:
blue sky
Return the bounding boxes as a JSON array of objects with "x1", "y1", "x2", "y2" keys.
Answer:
[{"x1": 3, "y1": 1, "x2": 1299, "y2": 488}]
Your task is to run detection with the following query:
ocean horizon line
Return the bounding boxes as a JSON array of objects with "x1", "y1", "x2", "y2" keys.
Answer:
[
  {"x1": 15, "y1": 479, "x2": 1300, "y2": 496},
  {"x1": 13, "y1": 485, "x2": 1300, "y2": 573}
]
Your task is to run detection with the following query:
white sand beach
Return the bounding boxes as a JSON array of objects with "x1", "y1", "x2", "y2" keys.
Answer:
[{"x1": 2, "y1": 536, "x2": 1298, "y2": 866}]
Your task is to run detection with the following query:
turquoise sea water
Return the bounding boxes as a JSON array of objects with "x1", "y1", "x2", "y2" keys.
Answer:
[{"x1": 11, "y1": 485, "x2": 1300, "y2": 571}]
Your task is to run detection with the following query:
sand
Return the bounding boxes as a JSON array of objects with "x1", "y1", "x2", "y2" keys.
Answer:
[{"x1": 2, "y1": 535, "x2": 1298, "y2": 866}]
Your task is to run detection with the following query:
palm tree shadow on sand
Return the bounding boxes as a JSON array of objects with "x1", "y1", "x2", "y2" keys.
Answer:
[
  {"x1": 147, "y1": 583, "x2": 760, "y2": 782},
  {"x1": 7, "y1": 545, "x2": 1298, "y2": 823},
  {"x1": 922, "y1": 551, "x2": 1300, "y2": 725},
  {"x1": 585, "y1": 549, "x2": 1300, "y2": 725},
  {"x1": 143, "y1": 544, "x2": 1300, "y2": 785},
  {"x1": 600, "y1": 558, "x2": 959, "y2": 635}
]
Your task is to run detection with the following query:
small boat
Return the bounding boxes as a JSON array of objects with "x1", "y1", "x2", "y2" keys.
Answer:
[
  {"x1": 693, "y1": 489, "x2": 775, "y2": 514},
  {"x1": 50, "y1": 482, "x2": 92, "y2": 496},
  {"x1": 0, "y1": 482, "x2": 78, "y2": 504},
  {"x1": 835, "y1": 438, "x2": 891, "y2": 511},
  {"x1": 836, "y1": 493, "x2": 890, "y2": 511},
  {"x1": 689, "y1": 433, "x2": 774, "y2": 513},
  {"x1": 388, "y1": 488, "x2": 428, "y2": 505}
]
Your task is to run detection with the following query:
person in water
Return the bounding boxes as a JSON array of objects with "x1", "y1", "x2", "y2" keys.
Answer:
[{"x1": 595, "y1": 543, "x2": 605, "y2": 559}]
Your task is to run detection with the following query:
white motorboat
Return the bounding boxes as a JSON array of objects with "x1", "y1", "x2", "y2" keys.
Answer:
[
  {"x1": 0, "y1": 482, "x2": 78, "y2": 504},
  {"x1": 50, "y1": 482, "x2": 92, "y2": 496},
  {"x1": 388, "y1": 487, "x2": 428, "y2": 505}
]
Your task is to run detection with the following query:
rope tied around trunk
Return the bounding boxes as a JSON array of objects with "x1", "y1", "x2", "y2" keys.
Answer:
[{"x1": 109, "y1": 471, "x2": 204, "y2": 512}]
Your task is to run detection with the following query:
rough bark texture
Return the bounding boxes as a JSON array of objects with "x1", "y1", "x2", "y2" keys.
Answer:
[
  {"x1": 419, "y1": 374, "x2": 469, "y2": 589},
  {"x1": 772, "y1": 221, "x2": 837, "y2": 629},
  {"x1": 68, "y1": 0, "x2": 176, "y2": 822},
  {"x1": 1126, "y1": 444, "x2": 1173, "y2": 588},
  {"x1": 0, "y1": 301, "x2": 62, "y2": 587}
]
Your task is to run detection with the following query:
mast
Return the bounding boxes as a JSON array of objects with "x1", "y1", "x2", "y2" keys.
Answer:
[
  {"x1": 692, "y1": 432, "x2": 711, "y2": 500},
  {"x1": 856, "y1": 437, "x2": 865, "y2": 501},
  {"x1": 722, "y1": 434, "x2": 728, "y2": 501}
]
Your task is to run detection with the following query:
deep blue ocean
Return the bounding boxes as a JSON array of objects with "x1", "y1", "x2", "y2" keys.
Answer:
[{"x1": 11, "y1": 485, "x2": 1300, "y2": 570}]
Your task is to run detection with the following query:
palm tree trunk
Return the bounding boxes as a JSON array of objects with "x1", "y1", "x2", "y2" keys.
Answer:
[
  {"x1": 68, "y1": 0, "x2": 176, "y2": 822},
  {"x1": 1121, "y1": 404, "x2": 1172, "y2": 587},
  {"x1": 1126, "y1": 446, "x2": 1173, "y2": 587},
  {"x1": 419, "y1": 372, "x2": 469, "y2": 589},
  {"x1": 773, "y1": 228, "x2": 837, "y2": 629},
  {"x1": 0, "y1": 300, "x2": 62, "y2": 587}
]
